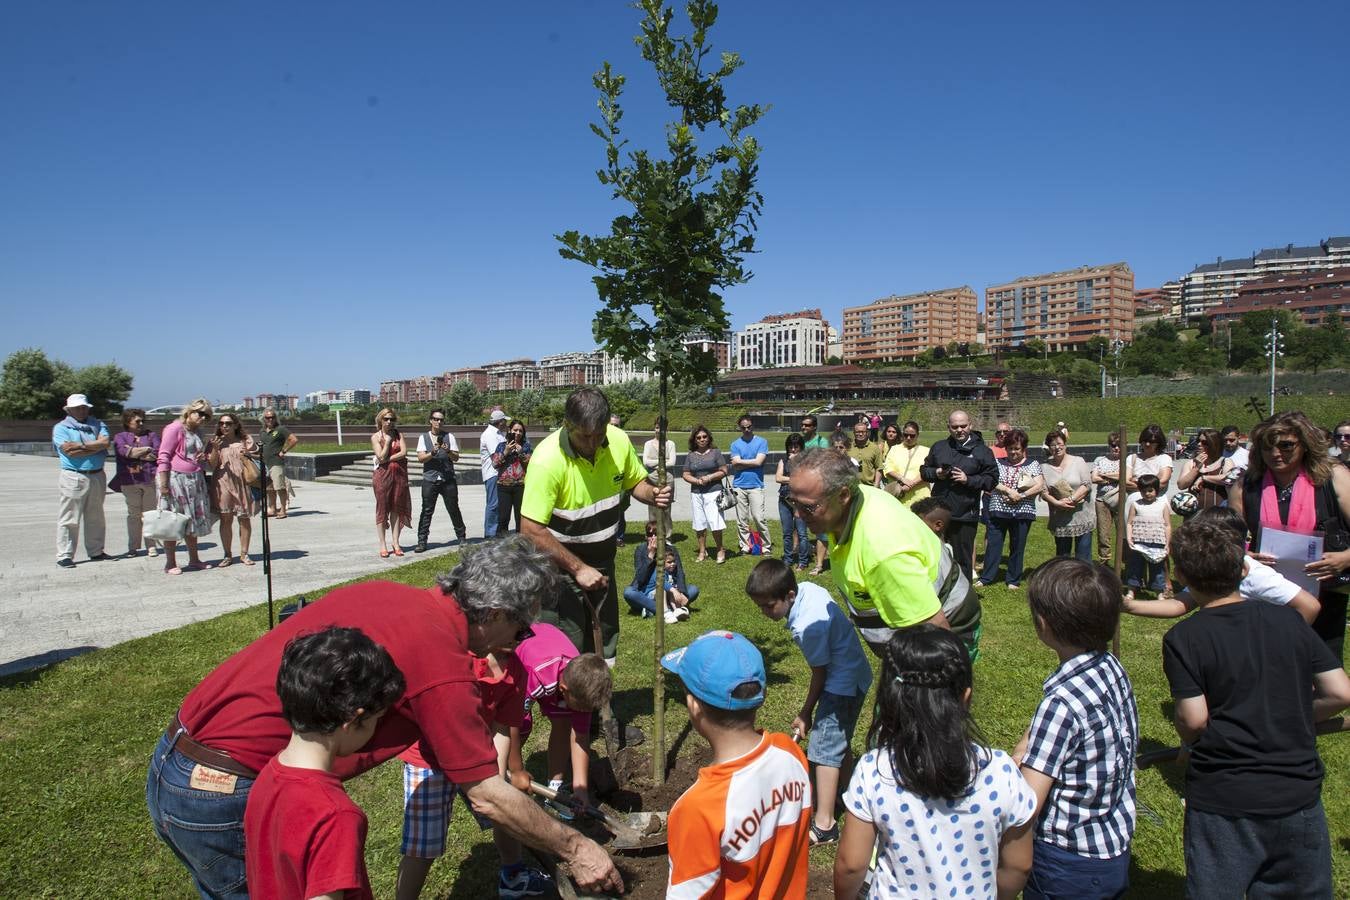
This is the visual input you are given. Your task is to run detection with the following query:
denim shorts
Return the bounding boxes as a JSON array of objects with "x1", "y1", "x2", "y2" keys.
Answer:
[
  {"x1": 145, "y1": 729, "x2": 253, "y2": 900},
  {"x1": 807, "y1": 690, "x2": 864, "y2": 768},
  {"x1": 1023, "y1": 840, "x2": 1129, "y2": 900}
]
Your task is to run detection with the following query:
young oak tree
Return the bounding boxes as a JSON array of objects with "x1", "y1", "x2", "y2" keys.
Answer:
[{"x1": 557, "y1": 0, "x2": 765, "y2": 782}]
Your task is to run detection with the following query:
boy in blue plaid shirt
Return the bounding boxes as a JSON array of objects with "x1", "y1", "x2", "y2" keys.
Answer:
[{"x1": 1014, "y1": 558, "x2": 1138, "y2": 900}]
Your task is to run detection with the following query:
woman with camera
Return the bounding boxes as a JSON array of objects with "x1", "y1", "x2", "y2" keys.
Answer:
[
  {"x1": 491, "y1": 418, "x2": 533, "y2": 535},
  {"x1": 1176, "y1": 428, "x2": 1233, "y2": 513},
  {"x1": 208, "y1": 413, "x2": 260, "y2": 567}
]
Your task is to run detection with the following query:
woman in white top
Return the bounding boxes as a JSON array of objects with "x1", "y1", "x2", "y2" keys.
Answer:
[
  {"x1": 1090, "y1": 435, "x2": 1123, "y2": 565},
  {"x1": 1125, "y1": 423, "x2": 1174, "y2": 498},
  {"x1": 642, "y1": 422, "x2": 678, "y2": 537},
  {"x1": 1041, "y1": 431, "x2": 1095, "y2": 562}
]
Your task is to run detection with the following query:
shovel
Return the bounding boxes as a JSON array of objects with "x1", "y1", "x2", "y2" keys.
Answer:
[
  {"x1": 582, "y1": 588, "x2": 624, "y2": 783},
  {"x1": 527, "y1": 780, "x2": 667, "y2": 850}
]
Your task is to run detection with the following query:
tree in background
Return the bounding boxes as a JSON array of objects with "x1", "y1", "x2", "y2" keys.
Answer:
[
  {"x1": 443, "y1": 379, "x2": 483, "y2": 425},
  {"x1": 1292, "y1": 310, "x2": 1345, "y2": 374},
  {"x1": 557, "y1": 0, "x2": 765, "y2": 781},
  {"x1": 0, "y1": 348, "x2": 132, "y2": 419}
]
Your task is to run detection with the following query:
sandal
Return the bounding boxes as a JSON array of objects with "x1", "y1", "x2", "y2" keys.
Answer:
[
  {"x1": 240, "y1": 554, "x2": 254, "y2": 566},
  {"x1": 809, "y1": 821, "x2": 839, "y2": 846},
  {"x1": 379, "y1": 548, "x2": 390, "y2": 559},
  {"x1": 183, "y1": 562, "x2": 214, "y2": 572},
  {"x1": 716, "y1": 551, "x2": 726, "y2": 564},
  {"x1": 392, "y1": 546, "x2": 404, "y2": 557},
  {"x1": 217, "y1": 557, "x2": 233, "y2": 568},
  {"x1": 164, "y1": 566, "x2": 183, "y2": 576}
]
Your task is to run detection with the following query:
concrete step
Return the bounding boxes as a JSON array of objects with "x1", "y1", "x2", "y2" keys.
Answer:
[{"x1": 316, "y1": 455, "x2": 483, "y2": 487}]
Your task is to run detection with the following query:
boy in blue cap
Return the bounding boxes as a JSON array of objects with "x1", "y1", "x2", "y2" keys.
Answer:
[{"x1": 661, "y1": 630, "x2": 812, "y2": 898}]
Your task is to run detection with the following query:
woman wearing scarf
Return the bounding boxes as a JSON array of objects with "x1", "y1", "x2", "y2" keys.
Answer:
[{"x1": 1233, "y1": 412, "x2": 1350, "y2": 659}]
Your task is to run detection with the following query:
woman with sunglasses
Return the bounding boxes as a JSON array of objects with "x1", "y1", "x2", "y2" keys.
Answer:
[
  {"x1": 1125, "y1": 424, "x2": 1174, "y2": 500},
  {"x1": 1232, "y1": 412, "x2": 1350, "y2": 658},
  {"x1": 155, "y1": 398, "x2": 216, "y2": 574},
  {"x1": 371, "y1": 407, "x2": 411, "y2": 557},
  {"x1": 1176, "y1": 428, "x2": 1233, "y2": 513},
  {"x1": 682, "y1": 425, "x2": 728, "y2": 563},
  {"x1": 1090, "y1": 436, "x2": 1123, "y2": 565},
  {"x1": 208, "y1": 413, "x2": 260, "y2": 566},
  {"x1": 882, "y1": 421, "x2": 929, "y2": 505}
]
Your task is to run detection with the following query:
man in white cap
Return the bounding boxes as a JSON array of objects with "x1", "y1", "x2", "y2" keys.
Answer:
[
  {"x1": 479, "y1": 408, "x2": 508, "y2": 538},
  {"x1": 52, "y1": 393, "x2": 112, "y2": 568}
]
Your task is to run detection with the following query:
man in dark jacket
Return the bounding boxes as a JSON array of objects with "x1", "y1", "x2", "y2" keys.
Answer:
[{"x1": 920, "y1": 409, "x2": 997, "y2": 579}]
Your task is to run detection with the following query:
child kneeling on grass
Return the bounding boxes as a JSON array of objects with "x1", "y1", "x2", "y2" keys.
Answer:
[
  {"x1": 394, "y1": 645, "x2": 549, "y2": 900},
  {"x1": 244, "y1": 626, "x2": 406, "y2": 900},
  {"x1": 662, "y1": 630, "x2": 812, "y2": 898},
  {"x1": 834, "y1": 625, "x2": 1037, "y2": 899},
  {"x1": 746, "y1": 558, "x2": 871, "y2": 846},
  {"x1": 1014, "y1": 558, "x2": 1138, "y2": 900},
  {"x1": 1163, "y1": 519, "x2": 1350, "y2": 898},
  {"x1": 912, "y1": 496, "x2": 984, "y2": 660},
  {"x1": 515, "y1": 623, "x2": 612, "y2": 817}
]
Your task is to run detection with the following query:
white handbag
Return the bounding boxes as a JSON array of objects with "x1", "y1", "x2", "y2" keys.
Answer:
[{"x1": 144, "y1": 499, "x2": 190, "y2": 543}]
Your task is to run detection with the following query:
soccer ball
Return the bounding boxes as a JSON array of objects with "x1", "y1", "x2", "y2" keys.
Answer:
[{"x1": 1169, "y1": 491, "x2": 1200, "y2": 517}]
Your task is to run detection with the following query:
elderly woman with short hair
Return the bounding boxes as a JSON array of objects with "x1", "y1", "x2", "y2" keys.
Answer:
[
  {"x1": 156, "y1": 398, "x2": 216, "y2": 575},
  {"x1": 978, "y1": 428, "x2": 1044, "y2": 589},
  {"x1": 111, "y1": 407, "x2": 161, "y2": 558}
]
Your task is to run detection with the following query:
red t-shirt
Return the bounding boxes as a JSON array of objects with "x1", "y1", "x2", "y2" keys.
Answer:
[
  {"x1": 177, "y1": 581, "x2": 498, "y2": 784},
  {"x1": 244, "y1": 757, "x2": 372, "y2": 899},
  {"x1": 399, "y1": 652, "x2": 527, "y2": 770}
]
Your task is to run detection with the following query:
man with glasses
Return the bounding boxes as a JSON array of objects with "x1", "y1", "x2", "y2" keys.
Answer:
[
  {"x1": 800, "y1": 414, "x2": 830, "y2": 451},
  {"x1": 258, "y1": 408, "x2": 298, "y2": 518},
  {"x1": 415, "y1": 409, "x2": 467, "y2": 553},
  {"x1": 1335, "y1": 421, "x2": 1350, "y2": 464},
  {"x1": 920, "y1": 410, "x2": 998, "y2": 579},
  {"x1": 991, "y1": 421, "x2": 1012, "y2": 460},
  {"x1": 788, "y1": 447, "x2": 950, "y2": 655}
]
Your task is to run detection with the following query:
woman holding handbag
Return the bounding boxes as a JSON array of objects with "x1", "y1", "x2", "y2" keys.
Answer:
[
  {"x1": 155, "y1": 398, "x2": 216, "y2": 575},
  {"x1": 978, "y1": 428, "x2": 1044, "y2": 589},
  {"x1": 111, "y1": 408, "x2": 162, "y2": 558},
  {"x1": 208, "y1": 413, "x2": 260, "y2": 567},
  {"x1": 882, "y1": 420, "x2": 930, "y2": 505}
]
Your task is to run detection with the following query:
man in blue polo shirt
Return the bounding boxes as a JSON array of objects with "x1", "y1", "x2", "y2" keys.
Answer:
[
  {"x1": 729, "y1": 414, "x2": 772, "y2": 557},
  {"x1": 52, "y1": 393, "x2": 111, "y2": 568}
]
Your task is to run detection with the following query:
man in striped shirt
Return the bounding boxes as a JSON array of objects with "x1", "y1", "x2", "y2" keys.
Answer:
[
  {"x1": 521, "y1": 388, "x2": 672, "y2": 666},
  {"x1": 1014, "y1": 558, "x2": 1138, "y2": 900}
]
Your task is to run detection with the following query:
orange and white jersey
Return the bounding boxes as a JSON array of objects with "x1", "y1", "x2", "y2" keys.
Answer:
[{"x1": 666, "y1": 731, "x2": 812, "y2": 899}]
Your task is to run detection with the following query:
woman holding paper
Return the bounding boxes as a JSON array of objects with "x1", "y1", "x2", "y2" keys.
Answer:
[{"x1": 1233, "y1": 411, "x2": 1350, "y2": 659}]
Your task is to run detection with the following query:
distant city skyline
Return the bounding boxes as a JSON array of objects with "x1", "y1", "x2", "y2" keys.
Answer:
[{"x1": 3, "y1": 3, "x2": 1346, "y2": 406}]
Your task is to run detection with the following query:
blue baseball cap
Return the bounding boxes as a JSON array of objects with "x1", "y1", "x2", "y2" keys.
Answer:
[{"x1": 661, "y1": 630, "x2": 766, "y2": 711}]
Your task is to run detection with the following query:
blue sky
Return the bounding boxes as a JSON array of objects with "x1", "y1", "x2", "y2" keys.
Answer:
[{"x1": 2, "y1": 1, "x2": 1347, "y2": 407}]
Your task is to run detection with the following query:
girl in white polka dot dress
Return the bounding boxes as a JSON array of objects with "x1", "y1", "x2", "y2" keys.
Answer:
[{"x1": 834, "y1": 626, "x2": 1038, "y2": 899}]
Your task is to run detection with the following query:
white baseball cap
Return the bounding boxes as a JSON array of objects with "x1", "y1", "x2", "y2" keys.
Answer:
[
  {"x1": 489, "y1": 409, "x2": 508, "y2": 423},
  {"x1": 64, "y1": 394, "x2": 92, "y2": 410}
]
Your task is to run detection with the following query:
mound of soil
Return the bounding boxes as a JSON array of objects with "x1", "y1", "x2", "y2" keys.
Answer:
[{"x1": 552, "y1": 744, "x2": 832, "y2": 899}]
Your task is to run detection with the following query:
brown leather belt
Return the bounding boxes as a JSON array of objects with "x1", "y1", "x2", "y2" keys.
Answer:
[{"x1": 167, "y1": 713, "x2": 259, "y2": 779}]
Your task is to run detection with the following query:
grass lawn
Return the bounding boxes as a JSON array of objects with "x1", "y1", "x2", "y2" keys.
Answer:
[{"x1": 3, "y1": 523, "x2": 1348, "y2": 897}]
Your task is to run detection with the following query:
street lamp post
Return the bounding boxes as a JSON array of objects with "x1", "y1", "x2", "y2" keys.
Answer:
[{"x1": 1266, "y1": 315, "x2": 1284, "y2": 416}]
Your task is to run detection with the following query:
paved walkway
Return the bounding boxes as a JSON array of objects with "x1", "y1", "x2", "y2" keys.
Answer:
[{"x1": 0, "y1": 453, "x2": 707, "y2": 677}]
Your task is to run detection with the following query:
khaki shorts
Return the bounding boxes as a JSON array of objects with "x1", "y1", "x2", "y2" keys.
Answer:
[{"x1": 267, "y1": 464, "x2": 290, "y2": 492}]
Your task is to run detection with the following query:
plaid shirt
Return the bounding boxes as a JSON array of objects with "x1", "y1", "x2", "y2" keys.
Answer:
[{"x1": 1022, "y1": 651, "x2": 1138, "y2": 859}]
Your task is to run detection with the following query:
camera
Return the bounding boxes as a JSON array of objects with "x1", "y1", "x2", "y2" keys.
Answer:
[
  {"x1": 937, "y1": 464, "x2": 952, "y2": 479},
  {"x1": 1178, "y1": 435, "x2": 1202, "y2": 460}
]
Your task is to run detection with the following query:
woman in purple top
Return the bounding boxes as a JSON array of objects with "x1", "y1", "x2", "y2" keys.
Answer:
[
  {"x1": 156, "y1": 398, "x2": 217, "y2": 575},
  {"x1": 111, "y1": 408, "x2": 162, "y2": 558}
]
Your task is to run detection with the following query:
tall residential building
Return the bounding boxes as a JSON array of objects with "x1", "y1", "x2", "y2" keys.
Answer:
[
  {"x1": 1209, "y1": 268, "x2": 1350, "y2": 328},
  {"x1": 1180, "y1": 237, "x2": 1350, "y2": 321},
  {"x1": 986, "y1": 264, "x2": 1134, "y2": 351},
  {"x1": 538, "y1": 351, "x2": 604, "y2": 388},
  {"x1": 602, "y1": 350, "x2": 653, "y2": 385},
  {"x1": 734, "y1": 310, "x2": 829, "y2": 370},
  {"x1": 1134, "y1": 287, "x2": 1171, "y2": 316},
  {"x1": 841, "y1": 287, "x2": 978, "y2": 363},
  {"x1": 445, "y1": 366, "x2": 489, "y2": 391},
  {"x1": 483, "y1": 358, "x2": 539, "y2": 392},
  {"x1": 682, "y1": 331, "x2": 733, "y2": 371}
]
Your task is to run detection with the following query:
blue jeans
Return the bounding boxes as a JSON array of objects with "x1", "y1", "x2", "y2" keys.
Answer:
[
  {"x1": 1024, "y1": 840, "x2": 1129, "y2": 900},
  {"x1": 623, "y1": 584, "x2": 699, "y2": 615},
  {"x1": 1126, "y1": 543, "x2": 1167, "y2": 592},
  {"x1": 980, "y1": 516, "x2": 1032, "y2": 586},
  {"x1": 482, "y1": 475, "x2": 498, "y2": 538},
  {"x1": 1183, "y1": 800, "x2": 1331, "y2": 899},
  {"x1": 145, "y1": 730, "x2": 253, "y2": 900},
  {"x1": 1055, "y1": 531, "x2": 1093, "y2": 562},
  {"x1": 778, "y1": 499, "x2": 809, "y2": 567}
]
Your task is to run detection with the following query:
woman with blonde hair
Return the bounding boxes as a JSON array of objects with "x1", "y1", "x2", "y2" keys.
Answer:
[
  {"x1": 209, "y1": 412, "x2": 259, "y2": 566},
  {"x1": 371, "y1": 407, "x2": 411, "y2": 557},
  {"x1": 155, "y1": 399, "x2": 216, "y2": 574},
  {"x1": 1233, "y1": 411, "x2": 1350, "y2": 657}
]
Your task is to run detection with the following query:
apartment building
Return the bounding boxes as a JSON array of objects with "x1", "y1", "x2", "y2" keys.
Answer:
[
  {"x1": 1209, "y1": 268, "x2": 1350, "y2": 328},
  {"x1": 1180, "y1": 237, "x2": 1350, "y2": 320},
  {"x1": 682, "y1": 331, "x2": 733, "y2": 371},
  {"x1": 483, "y1": 358, "x2": 540, "y2": 392},
  {"x1": 538, "y1": 351, "x2": 604, "y2": 388},
  {"x1": 841, "y1": 287, "x2": 978, "y2": 362},
  {"x1": 986, "y1": 264, "x2": 1134, "y2": 351},
  {"x1": 445, "y1": 366, "x2": 489, "y2": 391},
  {"x1": 734, "y1": 309, "x2": 829, "y2": 370},
  {"x1": 602, "y1": 351, "x2": 653, "y2": 384}
]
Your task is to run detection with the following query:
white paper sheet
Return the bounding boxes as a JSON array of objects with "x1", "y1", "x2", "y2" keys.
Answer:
[{"x1": 1259, "y1": 527, "x2": 1325, "y2": 597}]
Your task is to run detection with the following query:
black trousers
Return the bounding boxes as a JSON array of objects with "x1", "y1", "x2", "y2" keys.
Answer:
[
  {"x1": 947, "y1": 519, "x2": 978, "y2": 581},
  {"x1": 418, "y1": 477, "x2": 466, "y2": 543},
  {"x1": 496, "y1": 480, "x2": 524, "y2": 535}
]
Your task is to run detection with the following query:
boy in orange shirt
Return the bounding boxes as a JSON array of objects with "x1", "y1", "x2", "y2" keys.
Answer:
[{"x1": 661, "y1": 630, "x2": 811, "y2": 899}]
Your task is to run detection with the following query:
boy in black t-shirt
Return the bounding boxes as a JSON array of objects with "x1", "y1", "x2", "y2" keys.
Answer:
[{"x1": 1163, "y1": 521, "x2": 1350, "y2": 899}]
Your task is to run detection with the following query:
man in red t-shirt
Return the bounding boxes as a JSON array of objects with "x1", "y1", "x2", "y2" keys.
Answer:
[
  {"x1": 245, "y1": 625, "x2": 405, "y2": 900},
  {"x1": 146, "y1": 536, "x2": 623, "y2": 899}
]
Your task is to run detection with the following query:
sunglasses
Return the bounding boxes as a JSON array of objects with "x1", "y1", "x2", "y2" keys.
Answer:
[
  {"x1": 788, "y1": 497, "x2": 825, "y2": 515},
  {"x1": 430, "y1": 417, "x2": 443, "y2": 422},
  {"x1": 1336, "y1": 433, "x2": 1350, "y2": 441},
  {"x1": 1270, "y1": 439, "x2": 1301, "y2": 453}
]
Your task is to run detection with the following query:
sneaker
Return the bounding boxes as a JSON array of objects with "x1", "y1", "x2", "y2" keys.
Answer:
[
  {"x1": 56, "y1": 558, "x2": 76, "y2": 569},
  {"x1": 664, "y1": 608, "x2": 680, "y2": 624},
  {"x1": 499, "y1": 862, "x2": 552, "y2": 899},
  {"x1": 675, "y1": 605, "x2": 690, "y2": 621}
]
